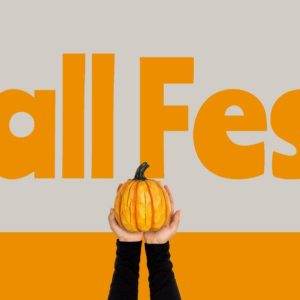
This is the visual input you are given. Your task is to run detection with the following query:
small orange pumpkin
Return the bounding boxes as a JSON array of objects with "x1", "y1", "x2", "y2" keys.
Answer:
[{"x1": 114, "y1": 162, "x2": 172, "y2": 232}]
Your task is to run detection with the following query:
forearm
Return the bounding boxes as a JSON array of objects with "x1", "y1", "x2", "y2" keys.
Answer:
[
  {"x1": 108, "y1": 239, "x2": 142, "y2": 300},
  {"x1": 145, "y1": 241, "x2": 181, "y2": 300}
]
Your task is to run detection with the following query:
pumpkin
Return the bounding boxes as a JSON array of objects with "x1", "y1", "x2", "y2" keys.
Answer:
[{"x1": 114, "y1": 162, "x2": 172, "y2": 232}]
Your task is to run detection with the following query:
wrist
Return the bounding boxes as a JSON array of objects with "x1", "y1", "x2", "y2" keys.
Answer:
[
  {"x1": 118, "y1": 237, "x2": 142, "y2": 242},
  {"x1": 144, "y1": 237, "x2": 168, "y2": 244}
]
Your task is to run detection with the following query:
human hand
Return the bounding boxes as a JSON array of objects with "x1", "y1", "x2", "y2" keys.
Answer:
[
  {"x1": 108, "y1": 184, "x2": 143, "y2": 242},
  {"x1": 144, "y1": 185, "x2": 181, "y2": 244},
  {"x1": 108, "y1": 208, "x2": 143, "y2": 242}
]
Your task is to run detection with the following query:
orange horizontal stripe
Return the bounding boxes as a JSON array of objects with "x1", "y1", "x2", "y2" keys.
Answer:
[{"x1": 0, "y1": 232, "x2": 299, "y2": 300}]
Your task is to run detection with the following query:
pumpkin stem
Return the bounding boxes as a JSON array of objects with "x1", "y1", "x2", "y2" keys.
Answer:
[{"x1": 134, "y1": 162, "x2": 149, "y2": 180}]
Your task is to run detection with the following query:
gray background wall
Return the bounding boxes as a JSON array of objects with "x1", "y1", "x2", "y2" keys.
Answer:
[{"x1": 0, "y1": 0, "x2": 299, "y2": 231}]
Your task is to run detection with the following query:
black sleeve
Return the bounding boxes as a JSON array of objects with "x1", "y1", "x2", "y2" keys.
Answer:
[
  {"x1": 145, "y1": 241, "x2": 181, "y2": 300},
  {"x1": 108, "y1": 239, "x2": 142, "y2": 300}
]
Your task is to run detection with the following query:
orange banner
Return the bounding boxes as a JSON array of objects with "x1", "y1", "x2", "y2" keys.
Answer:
[{"x1": 0, "y1": 232, "x2": 299, "y2": 300}]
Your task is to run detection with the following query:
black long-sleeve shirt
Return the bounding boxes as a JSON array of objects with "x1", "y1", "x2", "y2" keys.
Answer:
[{"x1": 108, "y1": 239, "x2": 181, "y2": 300}]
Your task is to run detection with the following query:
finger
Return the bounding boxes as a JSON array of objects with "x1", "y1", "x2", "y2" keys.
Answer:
[
  {"x1": 164, "y1": 185, "x2": 174, "y2": 213},
  {"x1": 108, "y1": 209, "x2": 122, "y2": 233},
  {"x1": 164, "y1": 185, "x2": 174, "y2": 203},
  {"x1": 169, "y1": 200, "x2": 174, "y2": 216},
  {"x1": 170, "y1": 210, "x2": 181, "y2": 231},
  {"x1": 117, "y1": 183, "x2": 123, "y2": 192},
  {"x1": 108, "y1": 208, "x2": 116, "y2": 228}
]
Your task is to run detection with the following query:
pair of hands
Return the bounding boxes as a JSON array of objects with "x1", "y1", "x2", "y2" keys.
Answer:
[{"x1": 108, "y1": 185, "x2": 181, "y2": 244}]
